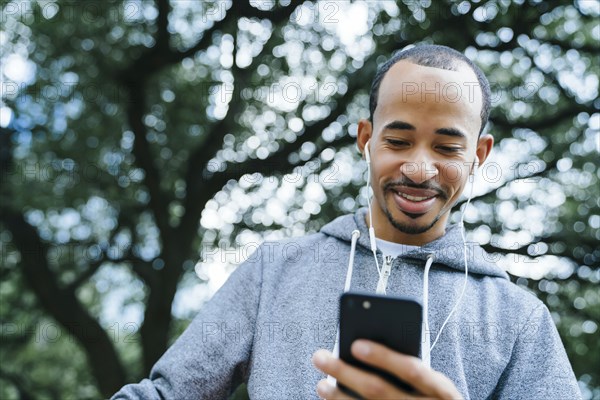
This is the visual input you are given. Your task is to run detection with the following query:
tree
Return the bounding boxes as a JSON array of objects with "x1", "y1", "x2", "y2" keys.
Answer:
[{"x1": 1, "y1": 0, "x2": 598, "y2": 398}]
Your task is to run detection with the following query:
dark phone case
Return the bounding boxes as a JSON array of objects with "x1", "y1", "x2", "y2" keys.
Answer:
[{"x1": 338, "y1": 292, "x2": 422, "y2": 398}]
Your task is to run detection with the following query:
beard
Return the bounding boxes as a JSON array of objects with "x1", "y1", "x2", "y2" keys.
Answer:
[
  {"x1": 381, "y1": 203, "x2": 445, "y2": 234},
  {"x1": 379, "y1": 178, "x2": 451, "y2": 234}
]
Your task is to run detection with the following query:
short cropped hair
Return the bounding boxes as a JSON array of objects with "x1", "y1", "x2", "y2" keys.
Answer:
[{"x1": 369, "y1": 45, "x2": 491, "y2": 136}]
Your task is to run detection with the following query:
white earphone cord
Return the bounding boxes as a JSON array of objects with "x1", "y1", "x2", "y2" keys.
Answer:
[
  {"x1": 365, "y1": 140, "x2": 382, "y2": 277},
  {"x1": 429, "y1": 162, "x2": 476, "y2": 352},
  {"x1": 363, "y1": 140, "x2": 477, "y2": 360}
]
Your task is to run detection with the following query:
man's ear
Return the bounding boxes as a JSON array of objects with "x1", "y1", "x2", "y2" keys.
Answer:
[
  {"x1": 357, "y1": 119, "x2": 373, "y2": 160},
  {"x1": 475, "y1": 133, "x2": 494, "y2": 166}
]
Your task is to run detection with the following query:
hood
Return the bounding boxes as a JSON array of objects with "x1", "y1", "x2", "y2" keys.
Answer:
[{"x1": 320, "y1": 207, "x2": 508, "y2": 280}]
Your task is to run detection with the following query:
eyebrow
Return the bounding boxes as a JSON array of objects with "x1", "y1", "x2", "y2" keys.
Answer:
[
  {"x1": 436, "y1": 127, "x2": 467, "y2": 138},
  {"x1": 383, "y1": 121, "x2": 415, "y2": 131},
  {"x1": 383, "y1": 121, "x2": 467, "y2": 138}
]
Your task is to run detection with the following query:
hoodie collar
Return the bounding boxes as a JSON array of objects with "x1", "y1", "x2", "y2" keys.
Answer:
[{"x1": 320, "y1": 208, "x2": 508, "y2": 280}]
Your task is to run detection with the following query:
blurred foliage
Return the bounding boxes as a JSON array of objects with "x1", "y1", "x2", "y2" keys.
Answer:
[{"x1": 0, "y1": 0, "x2": 598, "y2": 399}]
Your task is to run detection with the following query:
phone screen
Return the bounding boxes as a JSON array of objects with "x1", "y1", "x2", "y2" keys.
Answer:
[{"x1": 338, "y1": 292, "x2": 422, "y2": 397}]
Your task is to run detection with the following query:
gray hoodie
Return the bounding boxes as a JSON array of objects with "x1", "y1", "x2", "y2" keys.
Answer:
[{"x1": 112, "y1": 208, "x2": 581, "y2": 399}]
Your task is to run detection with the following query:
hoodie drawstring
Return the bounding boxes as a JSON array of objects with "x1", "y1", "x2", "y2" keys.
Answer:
[
  {"x1": 424, "y1": 225, "x2": 471, "y2": 367},
  {"x1": 327, "y1": 230, "x2": 361, "y2": 385},
  {"x1": 330, "y1": 229, "x2": 468, "y2": 378},
  {"x1": 421, "y1": 254, "x2": 434, "y2": 369},
  {"x1": 343, "y1": 230, "x2": 361, "y2": 292}
]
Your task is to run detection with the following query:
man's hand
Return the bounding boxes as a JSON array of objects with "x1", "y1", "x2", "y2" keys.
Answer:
[{"x1": 311, "y1": 340, "x2": 463, "y2": 399}]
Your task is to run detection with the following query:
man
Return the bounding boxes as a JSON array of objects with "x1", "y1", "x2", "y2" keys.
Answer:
[{"x1": 112, "y1": 45, "x2": 581, "y2": 399}]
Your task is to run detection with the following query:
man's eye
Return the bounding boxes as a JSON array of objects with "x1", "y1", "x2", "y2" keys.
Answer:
[
  {"x1": 387, "y1": 139, "x2": 408, "y2": 146},
  {"x1": 438, "y1": 146, "x2": 461, "y2": 153},
  {"x1": 437, "y1": 146, "x2": 462, "y2": 153}
]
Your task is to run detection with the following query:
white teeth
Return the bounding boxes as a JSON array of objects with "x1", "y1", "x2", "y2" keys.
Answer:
[{"x1": 396, "y1": 192, "x2": 431, "y2": 202}]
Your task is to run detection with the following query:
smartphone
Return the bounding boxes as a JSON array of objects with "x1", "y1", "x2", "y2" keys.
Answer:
[{"x1": 338, "y1": 292, "x2": 422, "y2": 397}]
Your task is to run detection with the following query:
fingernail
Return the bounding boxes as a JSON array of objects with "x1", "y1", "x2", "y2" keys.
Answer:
[
  {"x1": 353, "y1": 340, "x2": 370, "y2": 357},
  {"x1": 317, "y1": 380, "x2": 334, "y2": 397},
  {"x1": 312, "y1": 350, "x2": 329, "y2": 367}
]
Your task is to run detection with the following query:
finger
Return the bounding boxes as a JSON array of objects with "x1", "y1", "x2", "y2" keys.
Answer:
[
  {"x1": 351, "y1": 340, "x2": 462, "y2": 399},
  {"x1": 312, "y1": 349, "x2": 415, "y2": 400},
  {"x1": 316, "y1": 379, "x2": 354, "y2": 400}
]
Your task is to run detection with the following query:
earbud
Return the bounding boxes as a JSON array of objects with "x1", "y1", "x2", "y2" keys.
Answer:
[
  {"x1": 469, "y1": 159, "x2": 479, "y2": 182},
  {"x1": 364, "y1": 140, "x2": 371, "y2": 164},
  {"x1": 362, "y1": 138, "x2": 380, "y2": 273}
]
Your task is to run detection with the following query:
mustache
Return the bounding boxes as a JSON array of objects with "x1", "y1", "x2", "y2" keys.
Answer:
[{"x1": 383, "y1": 179, "x2": 448, "y2": 199}]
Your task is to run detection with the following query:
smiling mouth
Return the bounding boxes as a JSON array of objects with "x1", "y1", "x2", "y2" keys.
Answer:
[
  {"x1": 389, "y1": 186, "x2": 441, "y2": 215},
  {"x1": 394, "y1": 191, "x2": 434, "y2": 218},
  {"x1": 395, "y1": 192, "x2": 436, "y2": 202}
]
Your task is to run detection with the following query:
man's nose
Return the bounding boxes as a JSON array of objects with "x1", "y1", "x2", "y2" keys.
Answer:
[{"x1": 399, "y1": 158, "x2": 439, "y2": 184}]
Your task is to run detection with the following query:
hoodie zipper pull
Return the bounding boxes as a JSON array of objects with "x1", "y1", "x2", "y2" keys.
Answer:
[{"x1": 376, "y1": 255, "x2": 394, "y2": 294}]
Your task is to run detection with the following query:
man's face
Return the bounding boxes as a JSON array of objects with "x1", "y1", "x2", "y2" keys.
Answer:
[{"x1": 358, "y1": 60, "x2": 493, "y2": 245}]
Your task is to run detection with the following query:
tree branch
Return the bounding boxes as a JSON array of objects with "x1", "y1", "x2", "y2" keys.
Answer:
[
  {"x1": 155, "y1": 0, "x2": 171, "y2": 50},
  {"x1": 1, "y1": 211, "x2": 126, "y2": 396},
  {"x1": 124, "y1": 84, "x2": 173, "y2": 237},
  {"x1": 121, "y1": 2, "x2": 297, "y2": 82},
  {"x1": 541, "y1": 37, "x2": 600, "y2": 54},
  {"x1": 65, "y1": 257, "x2": 105, "y2": 292},
  {"x1": 0, "y1": 368, "x2": 36, "y2": 400},
  {"x1": 178, "y1": 5, "x2": 300, "y2": 238},
  {"x1": 454, "y1": 157, "x2": 559, "y2": 210},
  {"x1": 480, "y1": 242, "x2": 532, "y2": 257},
  {"x1": 489, "y1": 103, "x2": 590, "y2": 131}
]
